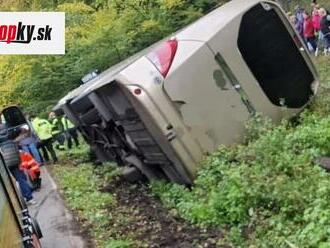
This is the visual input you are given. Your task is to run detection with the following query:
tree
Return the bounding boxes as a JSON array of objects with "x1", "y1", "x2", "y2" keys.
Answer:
[{"x1": 276, "y1": 0, "x2": 291, "y2": 11}]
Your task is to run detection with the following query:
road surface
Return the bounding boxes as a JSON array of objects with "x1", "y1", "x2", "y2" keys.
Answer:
[{"x1": 28, "y1": 166, "x2": 88, "y2": 248}]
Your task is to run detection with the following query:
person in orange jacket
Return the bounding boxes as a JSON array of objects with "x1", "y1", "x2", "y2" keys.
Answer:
[{"x1": 19, "y1": 150, "x2": 41, "y2": 190}]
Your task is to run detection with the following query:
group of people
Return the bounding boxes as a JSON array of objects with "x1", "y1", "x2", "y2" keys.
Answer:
[
  {"x1": 11, "y1": 112, "x2": 80, "y2": 205},
  {"x1": 289, "y1": 2, "x2": 330, "y2": 56},
  {"x1": 16, "y1": 112, "x2": 80, "y2": 165}
]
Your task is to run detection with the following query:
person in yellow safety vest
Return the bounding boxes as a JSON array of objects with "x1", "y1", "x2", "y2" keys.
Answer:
[
  {"x1": 49, "y1": 112, "x2": 65, "y2": 150},
  {"x1": 61, "y1": 115, "x2": 79, "y2": 150},
  {"x1": 31, "y1": 115, "x2": 58, "y2": 163}
]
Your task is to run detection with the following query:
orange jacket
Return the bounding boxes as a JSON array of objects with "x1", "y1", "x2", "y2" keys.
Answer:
[{"x1": 19, "y1": 151, "x2": 40, "y2": 181}]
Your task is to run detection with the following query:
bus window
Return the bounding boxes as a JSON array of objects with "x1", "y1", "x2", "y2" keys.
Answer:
[{"x1": 2, "y1": 106, "x2": 27, "y2": 128}]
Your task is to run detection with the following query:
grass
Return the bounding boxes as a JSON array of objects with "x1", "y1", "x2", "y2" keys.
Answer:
[{"x1": 52, "y1": 143, "x2": 134, "y2": 247}]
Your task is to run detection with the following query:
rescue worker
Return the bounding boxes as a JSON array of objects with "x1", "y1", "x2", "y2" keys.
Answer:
[
  {"x1": 62, "y1": 115, "x2": 79, "y2": 149},
  {"x1": 31, "y1": 115, "x2": 58, "y2": 164},
  {"x1": 49, "y1": 112, "x2": 65, "y2": 150}
]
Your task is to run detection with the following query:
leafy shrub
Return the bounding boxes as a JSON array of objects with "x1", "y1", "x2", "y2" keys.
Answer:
[
  {"x1": 151, "y1": 58, "x2": 330, "y2": 247},
  {"x1": 105, "y1": 239, "x2": 133, "y2": 248},
  {"x1": 244, "y1": 113, "x2": 274, "y2": 143}
]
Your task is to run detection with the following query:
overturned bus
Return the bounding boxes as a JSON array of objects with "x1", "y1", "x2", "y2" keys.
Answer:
[{"x1": 54, "y1": 0, "x2": 319, "y2": 185}]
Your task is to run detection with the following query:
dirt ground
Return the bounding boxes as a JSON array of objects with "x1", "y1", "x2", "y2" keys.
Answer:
[{"x1": 100, "y1": 177, "x2": 226, "y2": 248}]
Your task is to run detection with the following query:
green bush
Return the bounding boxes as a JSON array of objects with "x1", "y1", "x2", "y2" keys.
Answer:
[
  {"x1": 152, "y1": 58, "x2": 330, "y2": 247},
  {"x1": 105, "y1": 239, "x2": 133, "y2": 248},
  {"x1": 152, "y1": 116, "x2": 330, "y2": 246}
]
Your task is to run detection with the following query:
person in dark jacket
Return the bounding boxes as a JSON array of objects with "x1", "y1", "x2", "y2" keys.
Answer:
[{"x1": 320, "y1": 8, "x2": 330, "y2": 51}]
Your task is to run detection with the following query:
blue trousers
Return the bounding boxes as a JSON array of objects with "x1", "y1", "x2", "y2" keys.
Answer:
[
  {"x1": 11, "y1": 168, "x2": 33, "y2": 201},
  {"x1": 21, "y1": 143, "x2": 42, "y2": 164}
]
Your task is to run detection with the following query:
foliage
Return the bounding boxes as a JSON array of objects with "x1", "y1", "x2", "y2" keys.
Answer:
[
  {"x1": 287, "y1": 0, "x2": 330, "y2": 10},
  {"x1": 4, "y1": 0, "x2": 330, "y2": 247},
  {"x1": 105, "y1": 239, "x2": 133, "y2": 248},
  {"x1": 244, "y1": 113, "x2": 275, "y2": 143},
  {"x1": 151, "y1": 58, "x2": 330, "y2": 247},
  {"x1": 0, "y1": 0, "x2": 222, "y2": 115}
]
